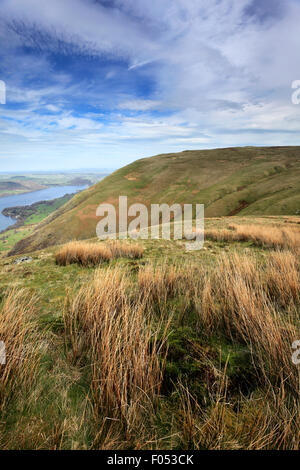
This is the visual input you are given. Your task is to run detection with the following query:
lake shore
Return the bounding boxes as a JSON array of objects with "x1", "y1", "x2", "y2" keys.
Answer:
[
  {"x1": 1, "y1": 192, "x2": 76, "y2": 233},
  {"x1": 0, "y1": 184, "x2": 89, "y2": 233},
  {"x1": 0, "y1": 173, "x2": 107, "y2": 199}
]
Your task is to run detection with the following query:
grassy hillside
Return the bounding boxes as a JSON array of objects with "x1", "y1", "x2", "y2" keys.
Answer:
[{"x1": 10, "y1": 146, "x2": 300, "y2": 254}]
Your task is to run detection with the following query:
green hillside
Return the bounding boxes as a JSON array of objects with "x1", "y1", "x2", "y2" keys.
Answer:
[{"x1": 10, "y1": 146, "x2": 300, "y2": 254}]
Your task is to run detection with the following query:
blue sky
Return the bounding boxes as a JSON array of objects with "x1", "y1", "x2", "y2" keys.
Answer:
[{"x1": 0, "y1": 0, "x2": 300, "y2": 171}]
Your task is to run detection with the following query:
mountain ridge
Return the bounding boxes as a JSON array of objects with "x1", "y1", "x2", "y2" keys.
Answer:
[{"x1": 9, "y1": 146, "x2": 300, "y2": 254}]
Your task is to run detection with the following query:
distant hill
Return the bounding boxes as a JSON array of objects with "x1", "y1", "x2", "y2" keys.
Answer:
[
  {"x1": 10, "y1": 146, "x2": 300, "y2": 254},
  {"x1": 0, "y1": 181, "x2": 26, "y2": 191}
]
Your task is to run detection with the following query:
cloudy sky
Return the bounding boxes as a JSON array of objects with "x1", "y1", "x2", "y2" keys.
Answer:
[{"x1": 0, "y1": 0, "x2": 300, "y2": 171}]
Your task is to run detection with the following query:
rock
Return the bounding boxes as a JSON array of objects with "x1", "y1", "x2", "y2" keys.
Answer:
[{"x1": 13, "y1": 256, "x2": 33, "y2": 264}]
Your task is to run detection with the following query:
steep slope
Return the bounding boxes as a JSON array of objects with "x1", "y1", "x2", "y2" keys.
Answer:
[{"x1": 10, "y1": 146, "x2": 300, "y2": 254}]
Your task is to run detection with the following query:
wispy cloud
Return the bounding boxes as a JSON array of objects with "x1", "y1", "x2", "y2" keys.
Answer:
[
  {"x1": 0, "y1": 0, "x2": 299, "y2": 170},
  {"x1": 118, "y1": 100, "x2": 161, "y2": 111}
]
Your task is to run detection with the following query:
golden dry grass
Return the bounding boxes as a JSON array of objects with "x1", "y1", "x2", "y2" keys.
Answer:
[
  {"x1": 64, "y1": 268, "x2": 170, "y2": 443},
  {"x1": 265, "y1": 251, "x2": 299, "y2": 306},
  {"x1": 61, "y1": 245, "x2": 300, "y2": 449},
  {"x1": 55, "y1": 240, "x2": 144, "y2": 266},
  {"x1": 138, "y1": 263, "x2": 183, "y2": 309},
  {"x1": 136, "y1": 251, "x2": 300, "y2": 395},
  {"x1": 0, "y1": 289, "x2": 39, "y2": 410},
  {"x1": 205, "y1": 223, "x2": 300, "y2": 251},
  {"x1": 1, "y1": 236, "x2": 299, "y2": 450},
  {"x1": 197, "y1": 253, "x2": 299, "y2": 392}
]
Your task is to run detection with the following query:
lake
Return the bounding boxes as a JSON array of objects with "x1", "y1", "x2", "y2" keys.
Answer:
[{"x1": 0, "y1": 185, "x2": 87, "y2": 232}]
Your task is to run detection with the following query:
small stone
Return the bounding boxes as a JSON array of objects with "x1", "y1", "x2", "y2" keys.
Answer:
[{"x1": 14, "y1": 256, "x2": 33, "y2": 264}]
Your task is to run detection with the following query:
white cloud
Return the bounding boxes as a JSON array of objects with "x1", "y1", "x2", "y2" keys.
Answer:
[
  {"x1": 1, "y1": 0, "x2": 300, "y2": 170},
  {"x1": 45, "y1": 104, "x2": 60, "y2": 112},
  {"x1": 118, "y1": 100, "x2": 161, "y2": 111}
]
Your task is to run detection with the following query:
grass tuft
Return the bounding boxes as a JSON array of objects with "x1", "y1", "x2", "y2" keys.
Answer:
[{"x1": 55, "y1": 240, "x2": 144, "y2": 266}]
